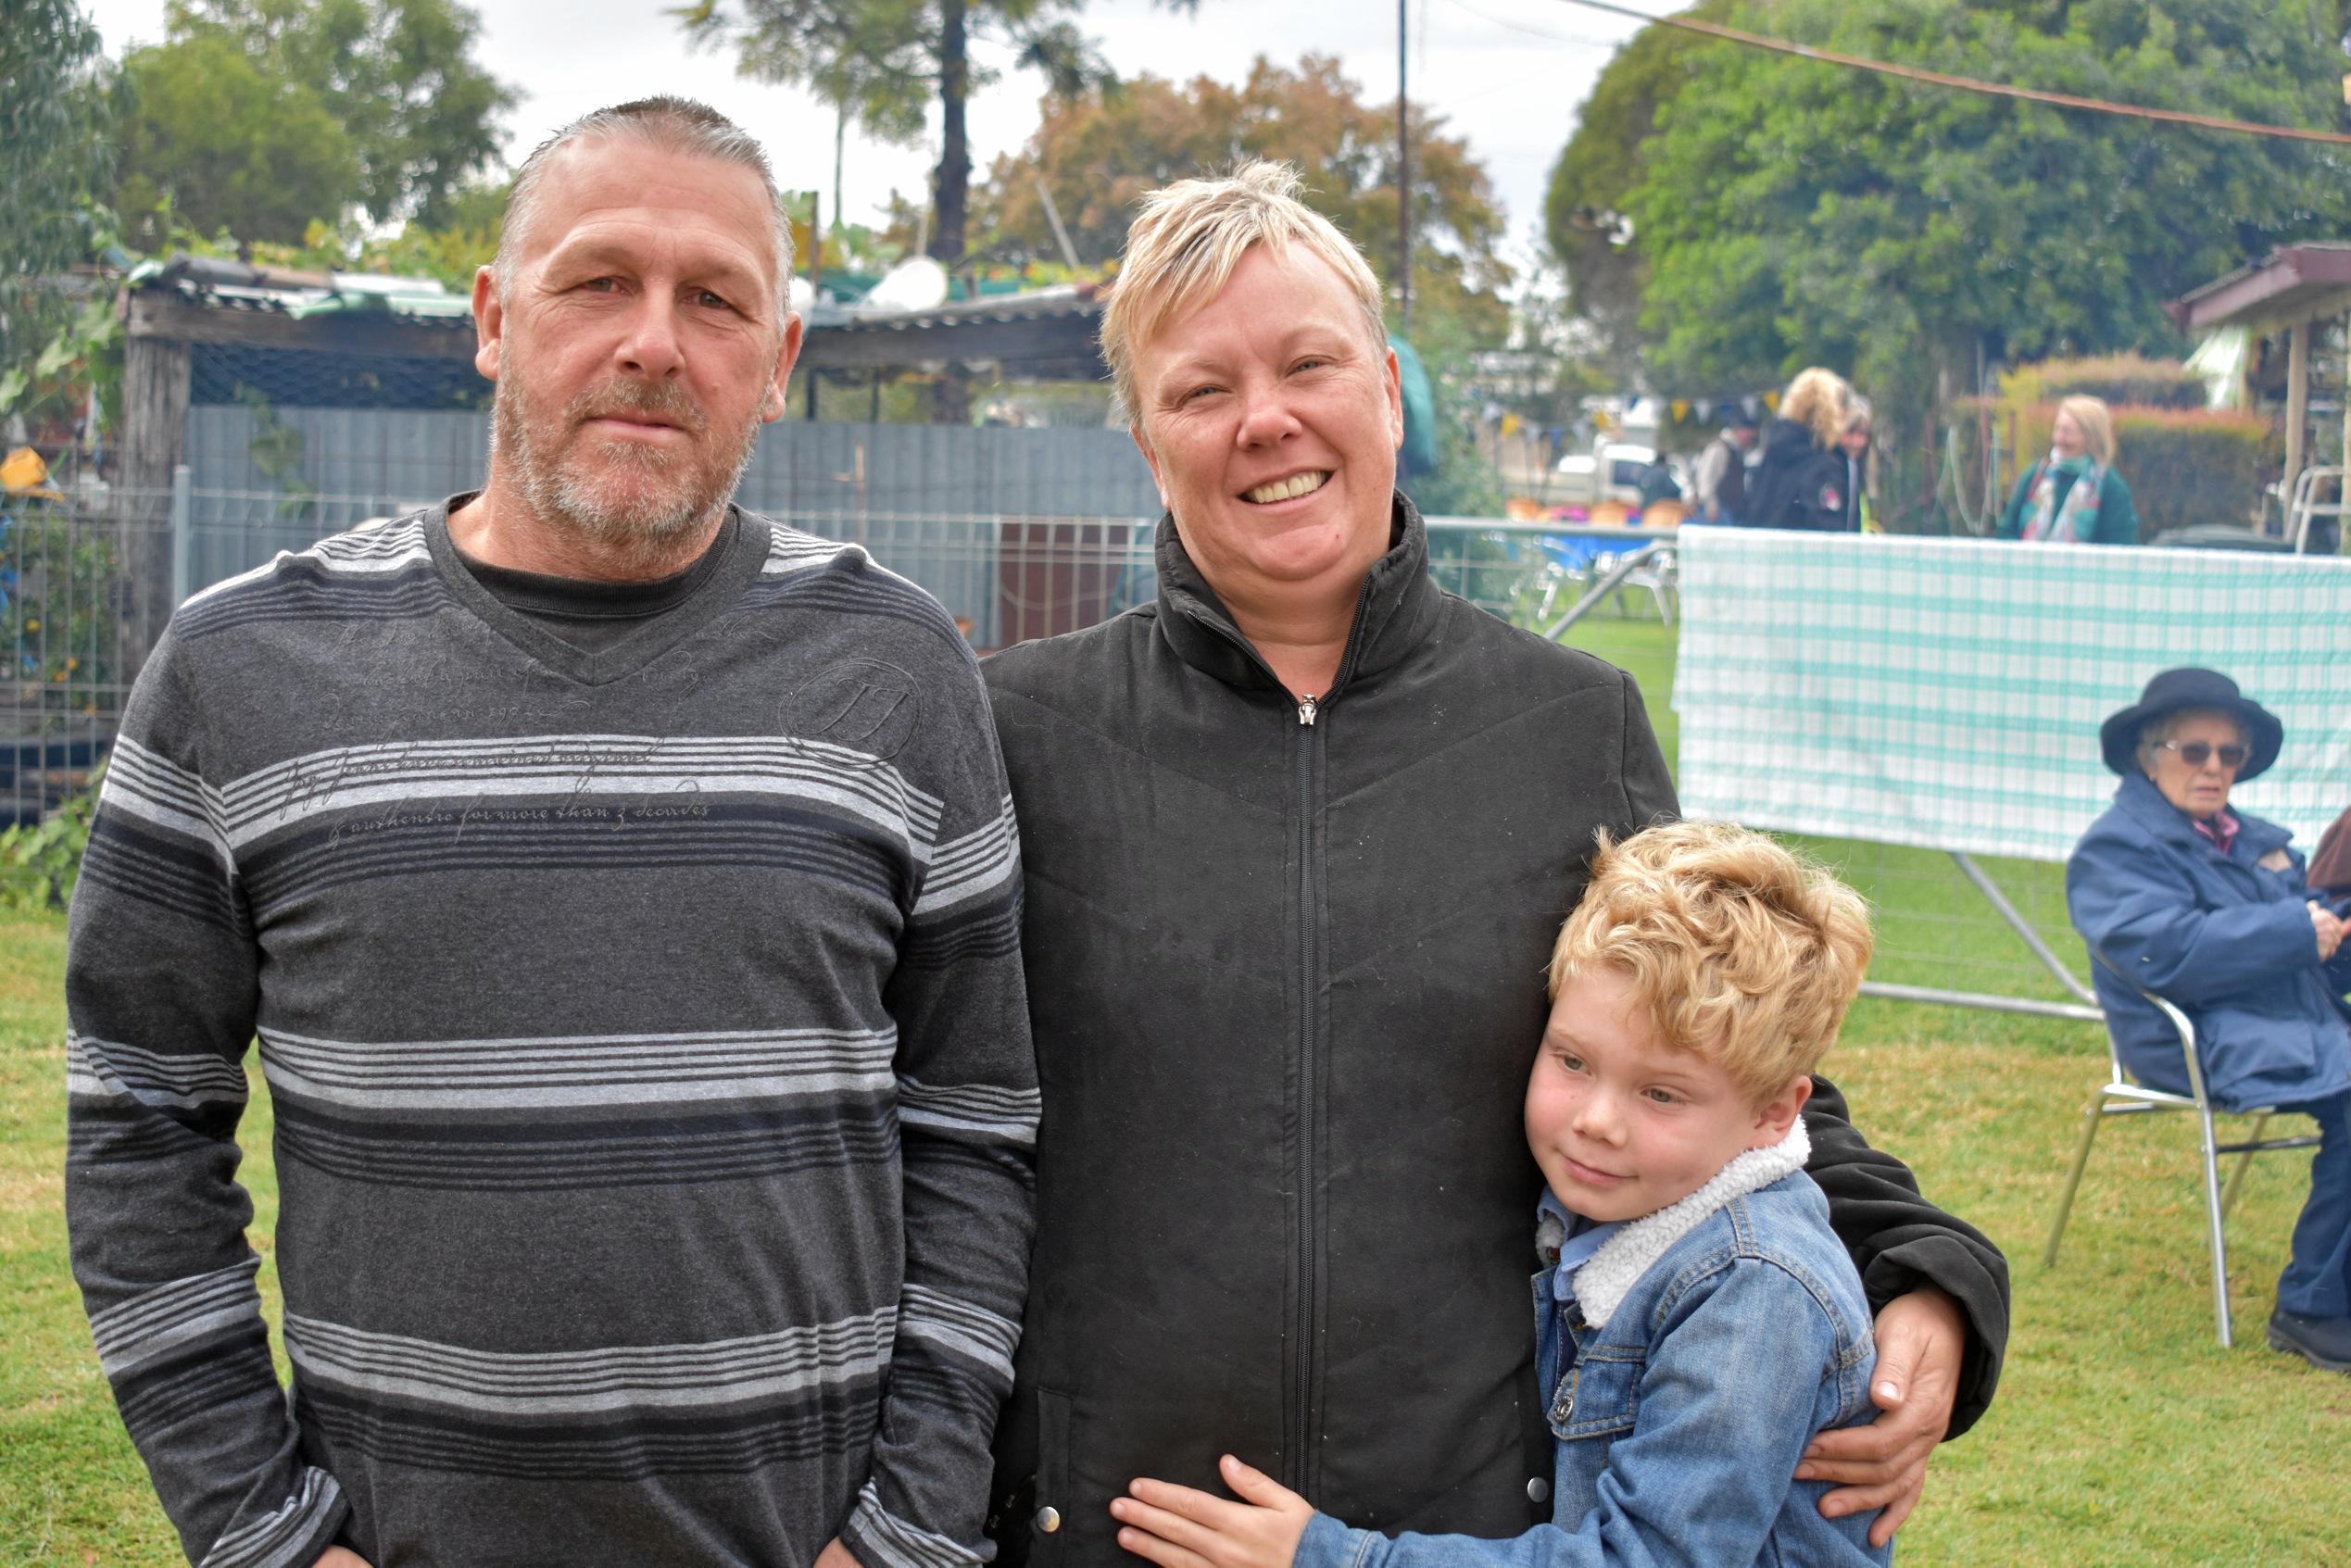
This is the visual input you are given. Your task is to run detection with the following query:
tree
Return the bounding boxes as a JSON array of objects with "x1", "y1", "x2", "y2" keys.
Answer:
[
  {"x1": 118, "y1": 33, "x2": 360, "y2": 245},
  {"x1": 676, "y1": 0, "x2": 1198, "y2": 420},
  {"x1": 116, "y1": 0, "x2": 515, "y2": 244},
  {"x1": 2, "y1": 0, "x2": 118, "y2": 408},
  {"x1": 1540, "y1": 0, "x2": 1734, "y2": 383},
  {"x1": 977, "y1": 56, "x2": 1514, "y2": 345},
  {"x1": 167, "y1": 0, "x2": 516, "y2": 229},
  {"x1": 1556, "y1": 0, "x2": 2351, "y2": 517}
]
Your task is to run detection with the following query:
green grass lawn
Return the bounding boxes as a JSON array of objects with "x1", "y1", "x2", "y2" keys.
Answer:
[{"x1": 6, "y1": 613, "x2": 2348, "y2": 1562}]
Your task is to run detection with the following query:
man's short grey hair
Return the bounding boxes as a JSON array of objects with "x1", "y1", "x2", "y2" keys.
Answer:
[
  {"x1": 2136, "y1": 708, "x2": 2243, "y2": 765},
  {"x1": 493, "y1": 96, "x2": 795, "y2": 315},
  {"x1": 1100, "y1": 160, "x2": 1387, "y2": 422}
]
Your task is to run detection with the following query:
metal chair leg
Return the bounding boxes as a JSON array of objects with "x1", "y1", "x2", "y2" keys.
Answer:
[
  {"x1": 2196, "y1": 1104, "x2": 2235, "y2": 1348},
  {"x1": 2043, "y1": 1092, "x2": 2107, "y2": 1267},
  {"x1": 2219, "y1": 1113, "x2": 2268, "y2": 1219}
]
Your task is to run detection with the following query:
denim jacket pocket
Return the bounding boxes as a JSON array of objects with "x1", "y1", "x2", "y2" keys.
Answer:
[{"x1": 1548, "y1": 1334, "x2": 1642, "y2": 1442}]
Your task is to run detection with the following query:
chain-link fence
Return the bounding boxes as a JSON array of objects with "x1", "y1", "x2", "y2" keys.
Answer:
[
  {"x1": 8, "y1": 485, "x2": 2126, "y2": 1023},
  {"x1": 1, "y1": 487, "x2": 174, "y2": 826}
]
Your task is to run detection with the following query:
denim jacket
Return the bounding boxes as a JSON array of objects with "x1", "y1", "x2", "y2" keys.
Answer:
[{"x1": 1295, "y1": 1172, "x2": 1889, "y2": 1568}]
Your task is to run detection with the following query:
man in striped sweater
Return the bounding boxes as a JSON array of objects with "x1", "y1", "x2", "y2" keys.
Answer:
[{"x1": 65, "y1": 99, "x2": 1036, "y2": 1568}]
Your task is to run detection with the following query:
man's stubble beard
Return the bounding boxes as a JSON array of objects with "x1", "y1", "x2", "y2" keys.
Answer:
[{"x1": 490, "y1": 345, "x2": 766, "y2": 562}]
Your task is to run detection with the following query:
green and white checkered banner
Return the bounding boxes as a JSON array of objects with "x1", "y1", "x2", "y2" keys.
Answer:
[{"x1": 1672, "y1": 528, "x2": 2351, "y2": 863}]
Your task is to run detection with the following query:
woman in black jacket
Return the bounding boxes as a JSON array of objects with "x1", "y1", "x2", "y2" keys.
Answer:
[{"x1": 1744, "y1": 367, "x2": 1851, "y2": 530}]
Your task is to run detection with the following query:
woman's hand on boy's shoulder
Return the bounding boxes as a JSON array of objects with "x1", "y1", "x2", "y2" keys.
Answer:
[
  {"x1": 1793, "y1": 1286, "x2": 1966, "y2": 1548},
  {"x1": 1112, "y1": 1454, "x2": 1315, "y2": 1568}
]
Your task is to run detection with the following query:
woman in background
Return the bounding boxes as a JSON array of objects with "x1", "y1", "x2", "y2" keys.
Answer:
[
  {"x1": 2068, "y1": 669, "x2": 2351, "y2": 1373},
  {"x1": 1997, "y1": 394, "x2": 2139, "y2": 545},
  {"x1": 1745, "y1": 366, "x2": 1851, "y2": 530}
]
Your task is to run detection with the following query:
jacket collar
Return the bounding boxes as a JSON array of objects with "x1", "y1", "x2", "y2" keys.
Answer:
[
  {"x1": 2112, "y1": 771, "x2": 2291, "y2": 859},
  {"x1": 1151, "y1": 489, "x2": 1442, "y2": 697}
]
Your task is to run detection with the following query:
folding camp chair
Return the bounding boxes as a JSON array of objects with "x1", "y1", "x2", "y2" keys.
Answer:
[{"x1": 2043, "y1": 952, "x2": 2321, "y2": 1347}]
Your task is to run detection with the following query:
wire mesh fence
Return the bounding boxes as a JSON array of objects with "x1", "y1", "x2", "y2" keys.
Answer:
[
  {"x1": 1, "y1": 487, "x2": 175, "y2": 826},
  {"x1": 3, "y1": 486, "x2": 2105, "y2": 1017}
]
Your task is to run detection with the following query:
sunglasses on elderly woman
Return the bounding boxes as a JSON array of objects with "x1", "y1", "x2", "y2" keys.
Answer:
[{"x1": 2158, "y1": 740, "x2": 2249, "y2": 770}]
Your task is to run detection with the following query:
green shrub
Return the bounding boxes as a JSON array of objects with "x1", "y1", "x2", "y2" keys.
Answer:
[
  {"x1": 0, "y1": 762, "x2": 103, "y2": 911},
  {"x1": 2001, "y1": 354, "x2": 2206, "y2": 412}
]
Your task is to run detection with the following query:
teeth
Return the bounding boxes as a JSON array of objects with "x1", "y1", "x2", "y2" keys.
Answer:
[{"x1": 1243, "y1": 471, "x2": 1330, "y2": 505}]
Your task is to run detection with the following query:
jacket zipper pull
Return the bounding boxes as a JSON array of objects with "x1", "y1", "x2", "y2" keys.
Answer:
[{"x1": 1297, "y1": 694, "x2": 1319, "y2": 726}]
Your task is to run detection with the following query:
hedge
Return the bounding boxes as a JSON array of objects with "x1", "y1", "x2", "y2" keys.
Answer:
[{"x1": 1999, "y1": 354, "x2": 2206, "y2": 413}]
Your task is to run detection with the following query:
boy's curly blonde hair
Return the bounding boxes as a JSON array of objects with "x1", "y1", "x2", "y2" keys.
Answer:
[{"x1": 1547, "y1": 820, "x2": 1874, "y2": 1106}]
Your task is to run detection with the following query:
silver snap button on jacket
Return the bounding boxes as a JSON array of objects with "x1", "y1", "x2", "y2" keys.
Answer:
[{"x1": 1034, "y1": 1506, "x2": 1062, "y2": 1534}]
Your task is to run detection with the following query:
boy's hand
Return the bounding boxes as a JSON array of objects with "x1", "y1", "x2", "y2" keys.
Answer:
[
  {"x1": 1795, "y1": 1285, "x2": 1965, "y2": 1547},
  {"x1": 1111, "y1": 1454, "x2": 1314, "y2": 1568}
]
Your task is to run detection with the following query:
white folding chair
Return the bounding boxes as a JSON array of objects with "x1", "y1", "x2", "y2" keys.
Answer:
[{"x1": 2043, "y1": 952, "x2": 2320, "y2": 1347}]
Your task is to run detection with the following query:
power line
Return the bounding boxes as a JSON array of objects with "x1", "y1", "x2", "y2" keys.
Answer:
[{"x1": 1549, "y1": 0, "x2": 2351, "y2": 146}]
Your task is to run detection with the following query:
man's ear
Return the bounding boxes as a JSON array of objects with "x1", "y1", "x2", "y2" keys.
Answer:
[
  {"x1": 1750, "y1": 1073, "x2": 1813, "y2": 1147},
  {"x1": 471, "y1": 265, "x2": 502, "y2": 382},
  {"x1": 761, "y1": 311, "x2": 806, "y2": 424}
]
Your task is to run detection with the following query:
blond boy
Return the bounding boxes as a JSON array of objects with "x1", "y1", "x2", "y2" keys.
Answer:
[{"x1": 1113, "y1": 821, "x2": 1894, "y2": 1567}]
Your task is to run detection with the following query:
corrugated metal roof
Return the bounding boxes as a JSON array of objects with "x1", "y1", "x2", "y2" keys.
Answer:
[{"x1": 131, "y1": 253, "x2": 473, "y2": 328}]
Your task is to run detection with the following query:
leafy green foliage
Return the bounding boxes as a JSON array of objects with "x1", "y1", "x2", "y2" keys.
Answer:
[
  {"x1": 1548, "y1": 0, "x2": 2351, "y2": 521},
  {"x1": 117, "y1": 32, "x2": 363, "y2": 245},
  {"x1": 0, "y1": 763, "x2": 102, "y2": 912},
  {"x1": 2001, "y1": 353, "x2": 2207, "y2": 411},
  {"x1": 1636, "y1": 2, "x2": 2347, "y2": 381},
  {"x1": 1541, "y1": 0, "x2": 1735, "y2": 383},
  {"x1": 1, "y1": 502, "x2": 123, "y2": 695},
  {"x1": 1, "y1": 0, "x2": 119, "y2": 409},
  {"x1": 116, "y1": 0, "x2": 515, "y2": 245}
]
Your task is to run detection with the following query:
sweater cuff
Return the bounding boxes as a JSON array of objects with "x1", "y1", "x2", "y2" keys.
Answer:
[
  {"x1": 841, "y1": 1478, "x2": 989, "y2": 1568},
  {"x1": 197, "y1": 1468, "x2": 347, "y2": 1568}
]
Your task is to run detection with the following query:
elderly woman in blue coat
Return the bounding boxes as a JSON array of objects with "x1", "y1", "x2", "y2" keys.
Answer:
[{"x1": 2068, "y1": 668, "x2": 2351, "y2": 1372}]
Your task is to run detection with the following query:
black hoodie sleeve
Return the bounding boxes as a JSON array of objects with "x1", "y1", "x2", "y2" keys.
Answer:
[{"x1": 1801, "y1": 1078, "x2": 2010, "y2": 1439}]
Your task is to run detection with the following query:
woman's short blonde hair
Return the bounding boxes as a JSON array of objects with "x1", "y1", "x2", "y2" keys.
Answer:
[
  {"x1": 2056, "y1": 395, "x2": 2117, "y2": 467},
  {"x1": 1780, "y1": 367, "x2": 1850, "y2": 449},
  {"x1": 1100, "y1": 160, "x2": 1387, "y2": 421},
  {"x1": 1548, "y1": 820, "x2": 1874, "y2": 1107}
]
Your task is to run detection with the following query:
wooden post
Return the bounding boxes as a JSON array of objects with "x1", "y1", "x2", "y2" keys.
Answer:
[
  {"x1": 117, "y1": 329, "x2": 193, "y2": 683},
  {"x1": 2340, "y1": 311, "x2": 2350, "y2": 553},
  {"x1": 2283, "y1": 318, "x2": 2310, "y2": 537}
]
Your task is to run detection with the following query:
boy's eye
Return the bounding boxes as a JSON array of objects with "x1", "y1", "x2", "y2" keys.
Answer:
[
  {"x1": 1556, "y1": 1052, "x2": 1585, "y2": 1073},
  {"x1": 1643, "y1": 1087, "x2": 1678, "y2": 1106}
]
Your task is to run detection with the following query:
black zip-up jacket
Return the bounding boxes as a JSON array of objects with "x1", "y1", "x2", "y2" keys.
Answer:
[
  {"x1": 980, "y1": 495, "x2": 2008, "y2": 1563},
  {"x1": 1743, "y1": 417, "x2": 1847, "y2": 531}
]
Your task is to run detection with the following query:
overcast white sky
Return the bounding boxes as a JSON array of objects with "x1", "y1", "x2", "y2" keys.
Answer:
[{"x1": 83, "y1": 0, "x2": 1653, "y2": 272}]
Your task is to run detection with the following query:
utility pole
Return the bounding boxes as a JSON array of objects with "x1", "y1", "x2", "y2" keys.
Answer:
[{"x1": 1397, "y1": 0, "x2": 1412, "y2": 329}]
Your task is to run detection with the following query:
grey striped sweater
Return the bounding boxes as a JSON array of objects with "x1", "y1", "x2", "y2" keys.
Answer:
[{"x1": 65, "y1": 505, "x2": 1037, "y2": 1567}]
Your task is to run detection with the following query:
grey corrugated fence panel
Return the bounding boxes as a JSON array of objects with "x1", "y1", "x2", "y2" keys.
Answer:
[
  {"x1": 178, "y1": 410, "x2": 1163, "y2": 625},
  {"x1": 183, "y1": 408, "x2": 1160, "y2": 526}
]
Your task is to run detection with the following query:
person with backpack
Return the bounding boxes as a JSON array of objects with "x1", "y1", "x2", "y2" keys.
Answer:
[
  {"x1": 1692, "y1": 410, "x2": 1757, "y2": 523},
  {"x1": 1743, "y1": 368, "x2": 1851, "y2": 531}
]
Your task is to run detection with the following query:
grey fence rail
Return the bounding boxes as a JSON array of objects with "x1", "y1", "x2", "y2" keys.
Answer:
[{"x1": 0, "y1": 489, "x2": 1655, "y2": 825}]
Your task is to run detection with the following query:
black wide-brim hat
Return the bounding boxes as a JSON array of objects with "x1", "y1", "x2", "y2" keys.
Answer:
[{"x1": 2099, "y1": 667, "x2": 2284, "y2": 780}]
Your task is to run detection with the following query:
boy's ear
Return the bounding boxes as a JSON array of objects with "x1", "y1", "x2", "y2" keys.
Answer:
[{"x1": 1750, "y1": 1073, "x2": 1813, "y2": 1147}]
